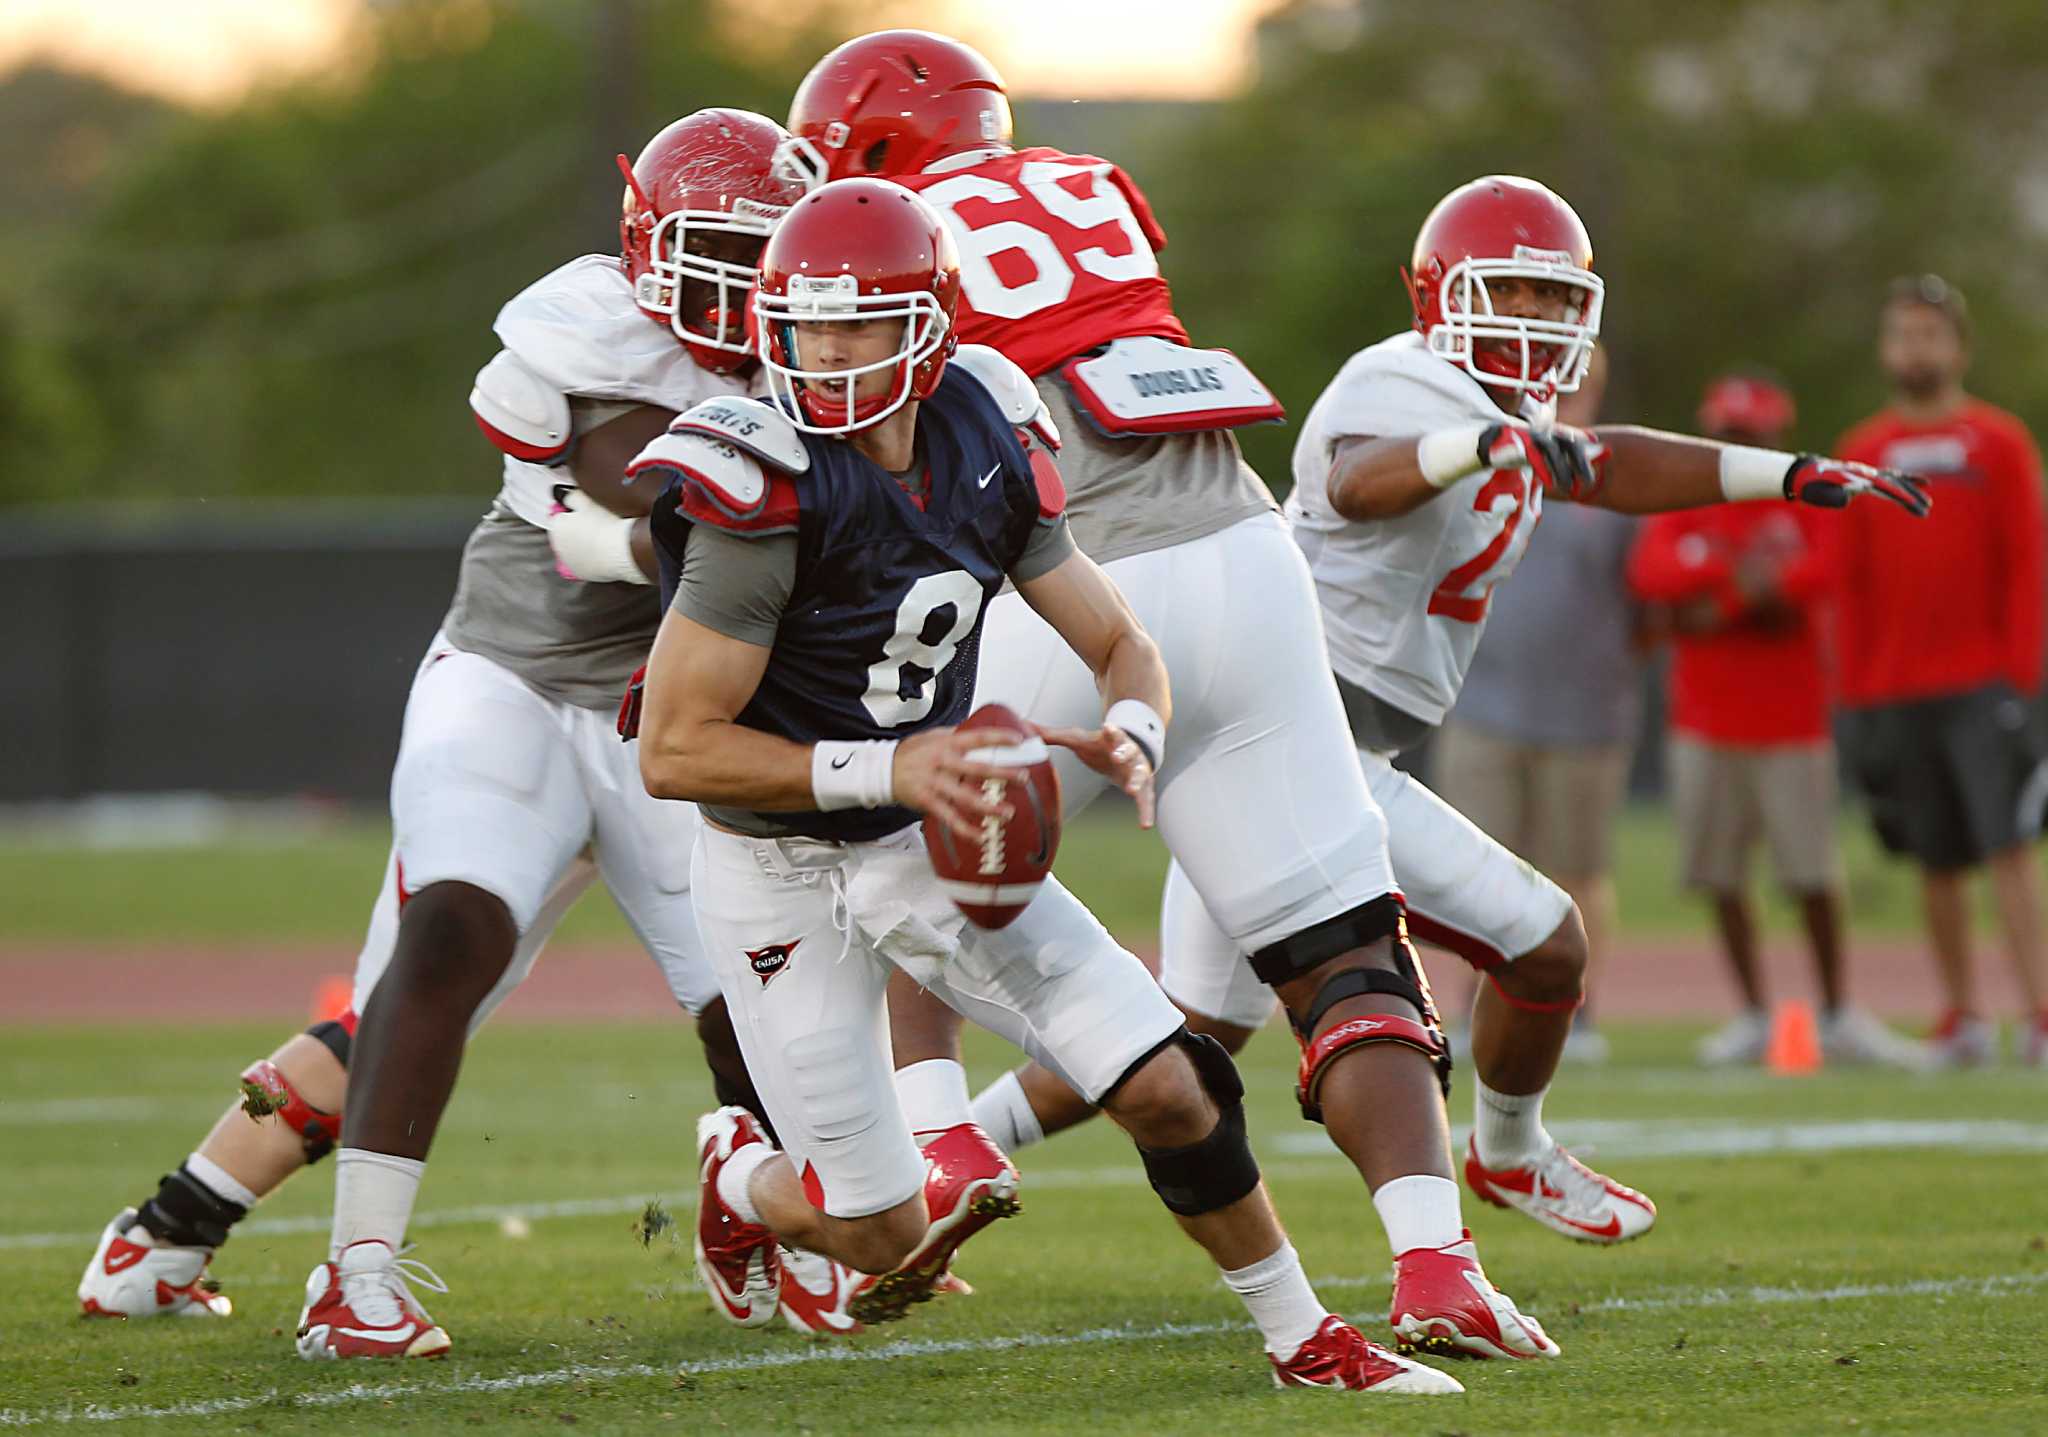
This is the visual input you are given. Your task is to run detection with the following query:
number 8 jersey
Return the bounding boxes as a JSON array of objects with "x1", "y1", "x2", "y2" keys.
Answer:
[{"x1": 1285, "y1": 330, "x2": 1544, "y2": 728}]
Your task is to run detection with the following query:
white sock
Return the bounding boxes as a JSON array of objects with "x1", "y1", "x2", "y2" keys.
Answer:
[
  {"x1": 1371, "y1": 1174, "x2": 1464, "y2": 1257},
  {"x1": 969, "y1": 1069, "x2": 1046, "y2": 1154},
  {"x1": 185, "y1": 1151, "x2": 260, "y2": 1211},
  {"x1": 1473, "y1": 1078, "x2": 1551, "y2": 1169},
  {"x1": 330, "y1": 1148, "x2": 425, "y2": 1258},
  {"x1": 715, "y1": 1142, "x2": 775, "y2": 1226},
  {"x1": 895, "y1": 1058, "x2": 972, "y2": 1145},
  {"x1": 1219, "y1": 1241, "x2": 1328, "y2": 1362}
]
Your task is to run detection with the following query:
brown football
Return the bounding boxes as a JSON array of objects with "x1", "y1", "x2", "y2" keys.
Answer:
[{"x1": 923, "y1": 703, "x2": 1062, "y2": 930}]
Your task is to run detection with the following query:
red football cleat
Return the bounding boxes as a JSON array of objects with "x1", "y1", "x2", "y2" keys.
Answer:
[
  {"x1": 1464, "y1": 1136, "x2": 1656, "y2": 1244},
  {"x1": 294, "y1": 1240, "x2": 449, "y2": 1360},
  {"x1": 1390, "y1": 1230, "x2": 1559, "y2": 1360},
  {"x1": 1270, "y1": 1315, "x2": 1463, "y2": 1393},
  {"x1": 695, "y1": 1107, "x2": 783, "y2": 1329},
  {"x1": 777, "y1": 1246, "x2": 862, "y2": 1337},
  {"x1": 847, "y1": 1123, "x2": 1019, "y2": 1326}
]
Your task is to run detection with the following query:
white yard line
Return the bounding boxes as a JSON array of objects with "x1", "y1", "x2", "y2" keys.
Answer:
[
  {"x1": 4, "y1": 1272, "x2": 2042, "y2": 1428},
  {"x1": 9, "y1": 1116, "x2": 2045, "y2": 1252}
]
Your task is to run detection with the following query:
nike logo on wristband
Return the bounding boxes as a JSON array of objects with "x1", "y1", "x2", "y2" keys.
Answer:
[{"x1": 830, "y1": 754, "x2": 853, "y2": 770}]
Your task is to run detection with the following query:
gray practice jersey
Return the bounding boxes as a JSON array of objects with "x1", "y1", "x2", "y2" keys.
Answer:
[
  {"x1": 441, "y1": 255, "x2": 750, "y2": 710},
  {"x1": 1035, "y1": 378, "x2": 1275, "y2": 566}
]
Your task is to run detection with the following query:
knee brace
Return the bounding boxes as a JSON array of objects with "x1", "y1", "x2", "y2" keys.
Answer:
[
  {"x1": 239, "y1": 1059, "x2": 343, "y2": 1164},
  {"x1": 1133, "y1": 1029, "x2": 1262, "y2": 1217},
  {"x1": 1249, "y1": 897, "x2": 1452, "y2": 1118}
]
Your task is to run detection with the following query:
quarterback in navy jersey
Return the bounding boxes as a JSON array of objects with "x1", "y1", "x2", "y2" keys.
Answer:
[{"x1": 625, "y1": 179, "x2": 1458, "y2": 1393}]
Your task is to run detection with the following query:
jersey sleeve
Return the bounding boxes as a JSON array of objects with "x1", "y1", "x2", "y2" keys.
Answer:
[
  {"x1": 1010, "y1": 515, "x2": 1077, "y2": 582},
  {"x1": 670, "y1": 524, "x2": 798, "y2": 647},
  {"x1": 1107, "y1": 163, "x2": 1169, "y2": 253},
  {"x1": 1317, "y1": 348, "x2": 1486, "y2": 444}
]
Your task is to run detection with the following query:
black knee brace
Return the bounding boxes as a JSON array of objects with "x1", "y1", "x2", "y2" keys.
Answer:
[
  {"x1": 1132, "y1": 1029, "x2": 1262, "y2": 1218},
  {"x1": 137, "y1": 1164, "x2": 247, "y2": 1250},
  {"x1": 1250, "y1": 897, "x2": 1453, "y2": 1114}
]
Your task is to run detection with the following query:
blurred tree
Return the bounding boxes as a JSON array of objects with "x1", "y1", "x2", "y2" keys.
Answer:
[{"x1": 1144, "y1": 0, "x2": 2048, "y2": 491}]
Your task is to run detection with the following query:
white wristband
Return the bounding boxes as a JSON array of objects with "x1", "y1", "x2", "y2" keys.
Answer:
[
  {"x1": 1416, "y1": 425, "x2": 1492, "y2": 489},
  {"x1": 1718, "y1": 444, "x2": 1796, "y2": 503},
  {"x1": 811, "y1": 740, "x2": 899, "y2": 811},
  {"x1": 1105, "y1": 699, "x2": 1166, "y2": 772}
]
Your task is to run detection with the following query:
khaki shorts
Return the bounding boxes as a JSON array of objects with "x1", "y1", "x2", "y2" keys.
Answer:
[
  {"x1": 1434, "y1": 722, "x2": 1631, "y2": 879},
  {"x1": 1668, "y1": 735, "x2": 1841, "y2": 893}
]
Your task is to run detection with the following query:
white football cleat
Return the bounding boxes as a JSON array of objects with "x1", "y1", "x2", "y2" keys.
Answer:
[
  {"x1": 1926, "y1": 1010, "x2": 1999, "y2": 1068},
  {"x1": 1389, "y1": 1231, "x2": 1559, "y2": 1361},
  {"x1": 1465, "y1": 1136, "x2": 1656, "y2": 1244},
  {"x1": 295, "y1": 1240, "x2": 450, "y2": 1360},
  {"x1": 78, "y1": 1209, "x2": 232, "y2": 1319},
  {"x1": 1697, "y1": 1009, "x2": 1770, "y2": 1067},
  {"x1": 1271, "y1": 1314, "x2": 1464, "y2": 1392},
  {"x1": 1821, "y1": 1006, "x2": 1932, "y2": 1069}
]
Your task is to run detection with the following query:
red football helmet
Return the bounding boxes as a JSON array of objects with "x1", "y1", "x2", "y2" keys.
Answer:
[
  {"x1": 1698, "y1": 372, "x2": 1796, "y2": 441},
  {"x1": 618, "y1": 108, "x2": 811, "y2": 373},
  {"x1": 782, "y1": 29, "x2": 1012, "y2": 184},
  {"x1": 755, "y1": 179, "x2": 961, "y2": 434},
  {"x1": 1404, "y1": 176, "x2": 1603, "y2": 397}
]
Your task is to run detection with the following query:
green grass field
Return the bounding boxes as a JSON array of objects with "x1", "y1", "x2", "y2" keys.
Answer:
[
  {"x1": 4, "y1": 1022, "x2": 2046, "y2": 1432},
  {"x1": 0, "y1": 801, "x2": 1999, "y2": 947}
]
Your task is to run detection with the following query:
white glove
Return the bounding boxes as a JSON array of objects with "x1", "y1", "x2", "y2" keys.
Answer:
[{"x1": 547, "y1": 489, "x2": 648, "y2": 585}]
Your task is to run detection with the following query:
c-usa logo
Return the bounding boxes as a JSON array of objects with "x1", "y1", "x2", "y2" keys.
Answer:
[{"x1": 745, "y1": 939, "x2": 801, "y2": 987}]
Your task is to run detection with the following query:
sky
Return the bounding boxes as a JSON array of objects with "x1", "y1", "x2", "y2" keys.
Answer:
[{"x1": 0, "y1": 0, "x2": 1288, "y2": 106}]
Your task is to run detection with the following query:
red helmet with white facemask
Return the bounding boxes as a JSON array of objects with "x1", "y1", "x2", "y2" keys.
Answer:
[
  {"x1": 754, "y1": 179, "x2": 961, "y2": 435},
  {"x1": 618, "y1": 108, "x2": 811, "y2": 373},
  {"x1": 1404, "y1": 176, "x2": 1603, "y2": 398},
  {"x1": 782, "y1": 29, "x2": 1013, "y2": 185}
]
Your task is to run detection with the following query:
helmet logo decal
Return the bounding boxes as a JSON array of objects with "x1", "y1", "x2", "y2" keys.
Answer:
[{"x1": 1511, "y1": 243, "x2": 1573, "y2": 266}]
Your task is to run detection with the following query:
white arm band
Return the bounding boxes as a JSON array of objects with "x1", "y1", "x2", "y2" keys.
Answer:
[
  {"x1": 1105, "y1": 698, "x2": 1167, "y2": 772},
  {"x1": 1416, "y1": 425, "x2": 1492, "y2": 489},
  {"x1": 811, "y1": 740, "x2": 899, "y2": 811},
  {"x1": 1718, "y1": 444, "x2": 1796, "y2": 502}
]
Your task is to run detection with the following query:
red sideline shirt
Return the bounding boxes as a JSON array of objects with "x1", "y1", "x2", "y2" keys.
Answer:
[
  {"x1": 1629, "y1": 504, "x2": 1833, "y2": 744},
  {"x1": 1833, "y1": 399, "x2": 2046, "y2": 707},
  {"x1": 895, "y1": 147, "x2": 1191, "y2": 376}
]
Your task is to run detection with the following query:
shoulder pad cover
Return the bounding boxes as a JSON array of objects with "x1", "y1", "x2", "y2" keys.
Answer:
[
  {"x1": 952, "y1": 344, "x2": 1061, "y2": 451},
  {"x1": 669, "y1": 396, "x2": 810, "y2": 475},
  {"x1": 625, "y1": 428, "x2": 800, "y2": 537},
  {"x1": 470, "y1": 349, "x2": 572, "y2": 463}
]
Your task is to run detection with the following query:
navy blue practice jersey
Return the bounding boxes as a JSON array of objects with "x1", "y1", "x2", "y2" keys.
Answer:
[{"x1": 650, "y1": 365, "x2": 1067, "y2": 841}]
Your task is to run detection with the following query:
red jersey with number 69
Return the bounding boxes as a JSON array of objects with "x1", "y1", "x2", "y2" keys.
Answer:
[
  {"x1": 893, "y1": 147, "x2": 1191, "y2": 377},
  {"x1": 1285, "y1": 331, "x2": 1539, "y2": 727}
]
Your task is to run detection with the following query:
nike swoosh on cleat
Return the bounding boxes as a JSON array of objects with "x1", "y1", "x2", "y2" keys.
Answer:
[
  {"x1": 337, "y1": 1324, "x2": 424, "y2": 1341},
  {"x1": 103, "y1": 1248, "x2": 145, "y2": 1273},
  {"x1": 1552, "y1": 1212, "x2": 1624, "y2": 1239}
]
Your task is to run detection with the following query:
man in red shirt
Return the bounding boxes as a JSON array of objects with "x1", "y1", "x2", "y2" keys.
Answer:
[
  {"x1": 1631, "y1": 374, "x2": 1923, "y2": 1067},
  {"x1": 1835, "y1": 276, "x2": 2048, "y2": 1068}
]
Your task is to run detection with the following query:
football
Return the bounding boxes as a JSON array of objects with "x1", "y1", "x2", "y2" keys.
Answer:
[{"x1": 923, "y1": 703, "x2": 1063, "y2": 929}]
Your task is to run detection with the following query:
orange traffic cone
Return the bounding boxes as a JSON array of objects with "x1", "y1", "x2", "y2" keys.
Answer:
[
  {"x1": 310, "y1": 974, "x2": 354, "y2": 1025},
  {"x1": 1765, "y1": 998, "x2": 1823, "y2": 1075}
]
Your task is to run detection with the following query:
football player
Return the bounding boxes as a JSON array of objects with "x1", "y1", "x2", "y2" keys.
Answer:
[
  {"x1": 75, "y1": 110, "x2": 805, "y2": 1356},
  {"x1": 1153, "y1": 175, "x2": 1928, "y2": 1271},
  {"x1": 623, "y1": 176, "x2": 1459, "y2": 1395},
  {"x1": 779, "y1": 31, "x2": 1561, "y2": 1358}
]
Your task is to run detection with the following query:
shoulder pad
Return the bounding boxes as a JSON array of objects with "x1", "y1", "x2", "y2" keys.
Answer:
[
  {"x1": 470, "y1": 349, "x2": 572, "y2": 463},
  {"x1": 626, "y1": 427, "x2": 800, "y2": 539},
  {"x1": 951, "y1": 344, "x2": 1061, "y2": 451},
  {"x1": 669, "y1": 396, "x2": 810, "y2": 475}
]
